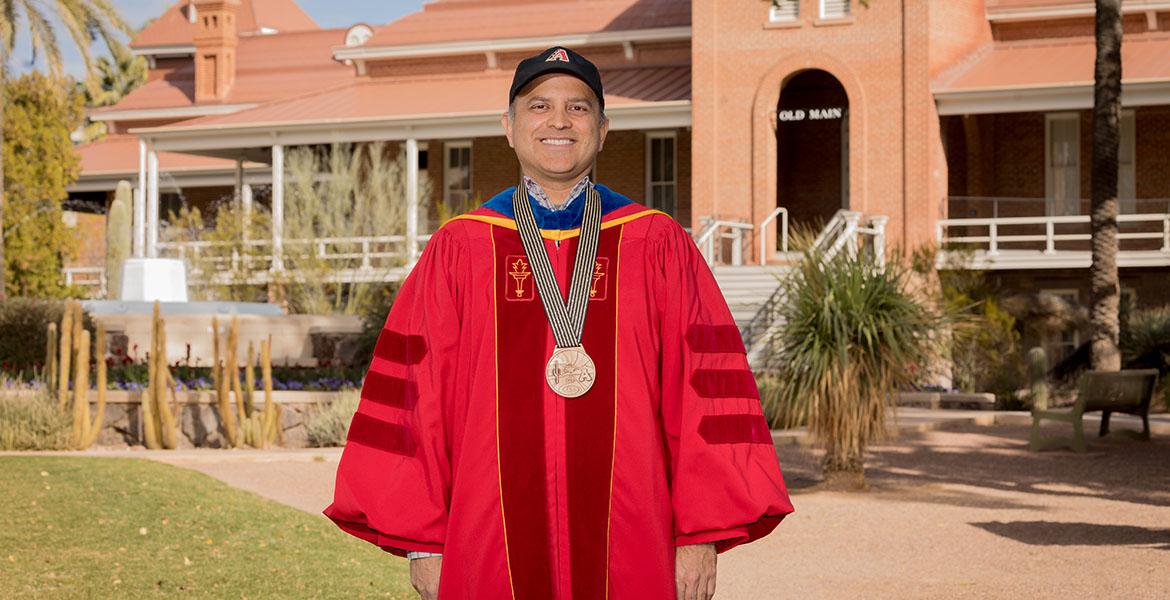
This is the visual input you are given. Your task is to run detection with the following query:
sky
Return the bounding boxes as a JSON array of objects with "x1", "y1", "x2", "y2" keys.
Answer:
[{"x1": 8, "y1": 0, "x2": 429, "y2": 79}]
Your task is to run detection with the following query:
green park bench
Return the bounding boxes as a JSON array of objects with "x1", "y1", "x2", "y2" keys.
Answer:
[{"x1": 1029, "y1": 369, "x2": 1160, "y2": 453}]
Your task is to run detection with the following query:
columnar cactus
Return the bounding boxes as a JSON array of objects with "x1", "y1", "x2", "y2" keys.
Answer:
[
  {"x1": 106, "y1": 181, "x2": 133, "y2": 299},
  {"x1": 45, "y1": 322, "x2": 58, "y2": 389},
  {"x1": 1027, "y1": 346, "x2": 1049, "y2": 411},
  {"x1": 212, "y1": 316, "x2": 241, "y2": 448},
  {"x1": 80, "y1": 323, "x2": 109, "y2": 448},
  {"x1": 70, "y1": 329, "x2": 91, "y2": 448},
  {"x1": 57, "y1": 302, "x2": 74, "y2": 412},
  {"x1": 154, "y1": 305, "x2": 180, "y2": 449}
]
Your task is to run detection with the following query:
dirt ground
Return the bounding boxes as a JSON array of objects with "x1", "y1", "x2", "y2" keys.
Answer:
[{"x1": 54, "y1": 420, "x2": 1170, "y2": 599}]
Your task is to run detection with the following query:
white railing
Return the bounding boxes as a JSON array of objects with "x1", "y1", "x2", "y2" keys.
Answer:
[
  {"x1": 758, "y1": 207, "x2": 790, "y2": 265},
  {"x1": 937, "y1": 213, "x2": 1170, "y2": 269},
  {"x1": 63, "y1": 266, "x2": 107, "y2": 297},
  {"x1": 695, "y1": 219, "x2": 754, "y2": 266},
  {"x1": 741, "y1": 209, "x2": 888, "y2": 366}
]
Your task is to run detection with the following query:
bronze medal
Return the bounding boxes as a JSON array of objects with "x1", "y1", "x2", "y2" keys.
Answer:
[
  {"x1": 512, "y1": 182, "x2": 602, "y2": 397},
  {"x1": 545, "y1": 345, "x2": 596, "y2": 398}
]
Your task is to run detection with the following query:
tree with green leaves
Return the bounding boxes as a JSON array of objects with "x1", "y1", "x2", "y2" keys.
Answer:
[
  {"x1": 0, "y1": 0, "x2": 132, "y2": 299},
  {"x1": 2, "y1": 72, "x2": 86, "y2": 297},
  {"x1": 77, "y1": 41, "x2": 148, "y2": 141},
  {"x1": 1090, "y1": 0, "x2": 1123, "y2": 371}
]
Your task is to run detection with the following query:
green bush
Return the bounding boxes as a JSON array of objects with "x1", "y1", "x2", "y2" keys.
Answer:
[
  {"x1": 1122, "y1": 304, "x2": 1170, "y2": 410},
  {"x1": 303, "y1": 389, "x2": 360, "y2": 448},
  {"x1": 0, "y1": 384, "x2": 71, "y2": 450},
  {"x1": 763, "y1": 246, "x2": 949, "y2": 481},
  {"x1": 0, "y1": 298, "x2": 94, "y2": 378}
]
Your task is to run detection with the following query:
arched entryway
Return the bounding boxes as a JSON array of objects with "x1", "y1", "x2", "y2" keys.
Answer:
[{"x1": 776, "y1": 69, "x2": 850, "y2": 231}]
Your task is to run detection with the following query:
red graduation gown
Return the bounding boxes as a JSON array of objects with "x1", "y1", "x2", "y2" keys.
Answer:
[{"x1": 324, "y1": 201, "x2": 793, "y2": 599}]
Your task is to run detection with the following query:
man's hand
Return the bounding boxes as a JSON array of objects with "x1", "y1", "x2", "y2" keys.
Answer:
[
  {"x1": 675, "y1": 543, "x2": 717, "y2": 600},
  {"x1": 410, "y1": 556, "x2": 442, "y2": 600}
]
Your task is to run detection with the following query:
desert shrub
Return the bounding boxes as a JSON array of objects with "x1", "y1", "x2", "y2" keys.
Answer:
[
  {"x1": 0, "y1": 383, "x2": 71, "y2": 450},
  {"x1": 757, "y1": 373, "x2": 808, "y2": 429},
  {"x1": 303, "y1": 389, "x2": 360, "y2": 448},
  {"x1": 763, "y1": 246, "x2": 949, "y2": 482},
  {"x1": 1122, "y1": 305, "x2": 1170, "y2": 410},
  {"x1": 0, "y1": 298, "x2": 94, "y2": 378}
]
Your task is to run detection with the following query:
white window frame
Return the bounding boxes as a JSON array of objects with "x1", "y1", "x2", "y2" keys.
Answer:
[
  {"x1": 443, "y1": 140, "x2": 472, "y2": 207},
  {"x1": 1119, "y1": 109, "x2": 1136, "y2": 213},
  {"x1": 645, "y1": 131, "x2": 678, "y2": 217},
  {"x1": 820, "y1": 0, "x2": 851, "y2": 19},
  {"x1": 769, "y1": 0, "x2": 799, "y2": 22},
  {"x1": 1045, "y1": 113, "x2": 1081, "y2": 216}
]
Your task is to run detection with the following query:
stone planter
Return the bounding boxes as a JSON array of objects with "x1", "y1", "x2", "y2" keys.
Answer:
[
  {"x1": 896, "y1": 391, "x2": 996, "y2": 411},
  {"x1": 83, "y1": 389, "x2": 349, "y2": 448}
]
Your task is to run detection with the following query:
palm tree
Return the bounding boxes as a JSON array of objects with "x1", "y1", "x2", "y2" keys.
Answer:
[
  {"x1": 77, "y1": 41, "x2": 147, "y2": 141},
  {"x1": 0, "y1": 0, "x2": 131, "y2": 299},
  {"x1": 1089, "y1": 0, "x2": 1122, "y2": 371}
]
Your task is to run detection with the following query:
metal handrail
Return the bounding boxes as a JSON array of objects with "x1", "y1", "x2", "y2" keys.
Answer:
[
  {"x1": 695, "y1": 219, "x2": 754, "y2": 266},
  {"x1": 758, "y1": 207, "x2": 789, "y2": 265}
]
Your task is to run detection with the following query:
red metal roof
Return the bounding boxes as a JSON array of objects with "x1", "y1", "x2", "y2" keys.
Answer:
[
  {"x1": 364, "y1": 0, "x2": 690, "y2": 48},
  {"x1": 142, "y1": 64, "x2": 691, "y2": 132},
  {"x1": 935, "y1": 33, "x2": 1170, "y2": 92},
  {"x1": 100, "y1": 28, "x2": 353, "y2": 112},
  {"x1": 132, "y1": 0, "x2": 319, "y2": 48},
  {"x1": 77, "y1": 134, "x2": 241, "y2": 176}
]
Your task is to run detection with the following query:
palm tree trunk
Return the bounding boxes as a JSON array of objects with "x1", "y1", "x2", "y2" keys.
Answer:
[{"x1": 1090, "y1": 0, "x2": 1122, "y2": 371}]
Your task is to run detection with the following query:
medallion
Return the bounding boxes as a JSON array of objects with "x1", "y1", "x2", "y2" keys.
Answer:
[{"x1": 545, "y1": 345, "x2": 596, "y2": 398}]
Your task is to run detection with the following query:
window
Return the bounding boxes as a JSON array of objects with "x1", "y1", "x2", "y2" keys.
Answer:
[
  {"x1": 646, "y1": 132, "x2": 677, "y2": 216},
  {"x1": 444, "y1": 141, "x2": 472, "y2": 207},
  {"x1": 769, "y1": 0, "x2": 799, "y2": 22},
  {"x1": 1045, "y1": 113, "x2": 1080, "y2": 216},
  {"x1": 1040, "y1": 289, "x2": 1080, "y2": 366},
  {"x1": 820, "y1": 0, "x2": 851, "y2": 19},
  {"x1": 1120, "y1": 110, "x2": 1136, "y2": 213}
]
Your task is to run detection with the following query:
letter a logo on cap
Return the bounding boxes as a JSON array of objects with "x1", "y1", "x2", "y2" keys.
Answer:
[{"x1": 546, "y1": 48, "x2": 570, "y2": 63}]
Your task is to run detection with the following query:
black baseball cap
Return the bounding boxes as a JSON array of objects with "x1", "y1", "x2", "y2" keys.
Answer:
[{"x1": 508, "y1": 46, "x2": 605, "y2": 112}]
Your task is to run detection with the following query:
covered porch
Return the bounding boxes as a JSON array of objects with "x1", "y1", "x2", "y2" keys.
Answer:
[{"x1": 933, "y1": 33, "x2": 1170, "y2": 270}]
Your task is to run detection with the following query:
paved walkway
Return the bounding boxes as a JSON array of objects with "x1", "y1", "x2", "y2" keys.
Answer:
[{"x1": 8, "y1": 408, "x2": 1169, "y2": 598}]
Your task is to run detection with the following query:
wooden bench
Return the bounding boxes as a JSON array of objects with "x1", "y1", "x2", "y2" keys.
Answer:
[{"x1": 1029, "y1": 369, "x2": 1159, "y2": 453}]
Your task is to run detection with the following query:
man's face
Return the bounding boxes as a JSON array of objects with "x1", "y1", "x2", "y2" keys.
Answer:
[{"x1": 501, "y1": 73, "x2": 608, "y2": 186}]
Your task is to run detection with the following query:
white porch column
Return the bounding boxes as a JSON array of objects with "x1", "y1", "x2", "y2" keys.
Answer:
[
  {"x1": 234, "y1": 157, "x2": 245, "y2": 203},
  {"x1": 271, "y1": 144, "x2": 284, "y2": 271},
  {"x1": 134, "y1": 139, "x2": 147, "y2": 257},
  {"x1": 146, "y1": 146, "x2": 160, "y2": 258},
  {"x1": 406, "y1": 138, "x2": 420, "y2": 263}
]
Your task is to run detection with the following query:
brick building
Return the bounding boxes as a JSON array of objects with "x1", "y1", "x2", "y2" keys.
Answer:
[{"x1": 68, "y1": 0, "x2": 1170, "y2": 360}]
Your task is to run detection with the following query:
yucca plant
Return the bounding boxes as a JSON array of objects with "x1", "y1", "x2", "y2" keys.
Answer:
[{"x1": 762, "y1": 246, "x2": 948, "y2": 487}]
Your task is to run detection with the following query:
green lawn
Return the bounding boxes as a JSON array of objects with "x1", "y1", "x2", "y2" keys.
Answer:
[{"x1": 0, "y1": 456, "x2": 414, "y2": 599}]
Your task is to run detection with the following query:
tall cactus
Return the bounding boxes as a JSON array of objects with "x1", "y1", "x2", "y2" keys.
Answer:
[
  {"x1": 106, "y1": 181, "x2": 133, "y2": 300},
  {"x1": 154, "y1": 306, "x2": 179, "y2": 449},
  {"x1": 45, "y1": 322, "x2": 58, "y2": 389},
  {"x1": 80, "y1": 323, "x2": 109, "y2": 448},
  {"x1": 212, "y1": 316, "x2": 240, "y2": 448},
  {"x1": 70, "y1": 330, "x2": 91, "y2": 448},
  {"x1": 57, "y1": 301, "x2": 74, "y2": 412},
  {"x1": 1027, "y1": 346, "x2": 1049, "y2": 411}
]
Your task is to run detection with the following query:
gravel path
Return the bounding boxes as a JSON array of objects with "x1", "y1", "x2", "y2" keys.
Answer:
[{"x1": 18, "y1": 417, "x2": 1168, "y2": 599}]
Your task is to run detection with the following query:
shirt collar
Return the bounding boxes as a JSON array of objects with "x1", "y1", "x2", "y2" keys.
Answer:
[{"x1": 522, "y1": 175, "x2": 591, "y2": 212}]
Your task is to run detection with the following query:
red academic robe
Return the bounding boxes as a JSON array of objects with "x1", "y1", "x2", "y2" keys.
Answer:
[{"x1": 324, "y1": 200, "x2": 794, "y2": 600}]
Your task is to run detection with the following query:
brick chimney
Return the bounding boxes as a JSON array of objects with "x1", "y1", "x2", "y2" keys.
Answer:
[{"x1": 192, "y1": 0, "x2": 240, "y2": 102}]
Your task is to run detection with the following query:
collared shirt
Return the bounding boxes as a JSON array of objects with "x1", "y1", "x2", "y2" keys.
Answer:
[{"x1": 523, "y1": 175, "x2": 591, "y2": 212}]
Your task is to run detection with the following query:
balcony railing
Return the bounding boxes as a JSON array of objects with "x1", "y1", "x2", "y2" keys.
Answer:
[{"x1": 938, "y1": 197, "x2": 1170, "y2": 270}]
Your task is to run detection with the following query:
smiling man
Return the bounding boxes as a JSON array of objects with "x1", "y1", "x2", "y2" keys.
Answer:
[{"x1": 324, "y1": 47, "x2": 793, "y2": 600}]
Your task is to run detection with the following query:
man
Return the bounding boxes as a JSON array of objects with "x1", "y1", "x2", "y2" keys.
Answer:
[{"x1": 324, "y1": 46, "x2": 793, "y2": 600}]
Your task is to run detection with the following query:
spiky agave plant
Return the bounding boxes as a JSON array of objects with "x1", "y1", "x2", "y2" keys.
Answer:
[{"x1": 764, "y1": 246, "x2": 946, "y2": 487}]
